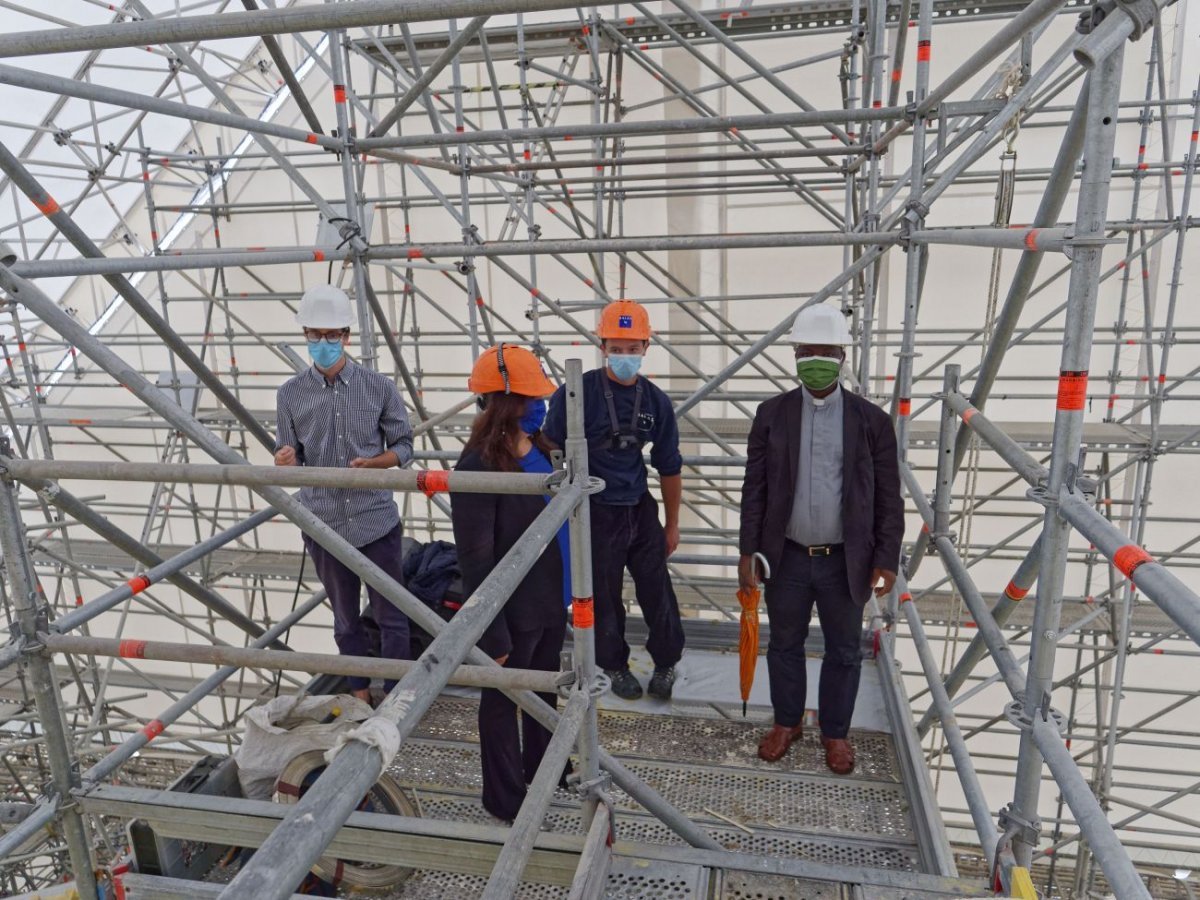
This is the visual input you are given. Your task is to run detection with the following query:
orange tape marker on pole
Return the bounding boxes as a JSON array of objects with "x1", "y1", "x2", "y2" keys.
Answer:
[
  {"x1": 1004, "y1": 582, "x2": 1030, "y2": 601},
  {"x1": 1112, "y1": 545, "x2": 1153, "y2": 581},
  {"x1": 127, "y1": 575, "x2": 151, "y2": 595},
  {"x1": 141, "y1": 719, "x2": 165, "y2": 741},
  {"x1": 118, "y1": 640, "x2": 148, "y2": 659},
  {"x1": 572, "y1": 597, "x2": 595, "y2": 629},
  {"x1": 416, "y1": 469, "x2": 450, "y2": 498},
  {"x1": 34, "y1": 195, "x2": 60, "y2": 216}
]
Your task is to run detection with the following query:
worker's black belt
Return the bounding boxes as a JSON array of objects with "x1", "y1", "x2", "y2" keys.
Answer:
[{"x1": 791, "y1": 542, "x2": 844, "y2": 557}]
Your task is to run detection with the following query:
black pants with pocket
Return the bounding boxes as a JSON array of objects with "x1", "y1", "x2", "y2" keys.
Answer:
[
  {"x1": 589, "y1": 492, "x2": 685, "y2": 672},
  {"x1": 478, "y1": 613, "x2": 566, "y2": 821},
  {"x1": 764, "y1": 540, "x2": 864, "y2": 739}
]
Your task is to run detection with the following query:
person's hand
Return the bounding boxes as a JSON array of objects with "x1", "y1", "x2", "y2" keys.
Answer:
[
  {"x1": 350, "y1": 452, "x2": 397, "y2": 469},
  {"x1": 274, "y1": 446, "x2": 297, "y2": 467},
  {"x1": 738, "y1": 554, "x2": 761, "y2": 593},
  {"x1": 664, "y1": 522, "x2": 680, "y2": 557},
  {"x1": 872, "y1": 568, "x2": 897, "y2": 598},
  {"x1": 494, "y1": 654, "x2": 509, "y2": 666}
]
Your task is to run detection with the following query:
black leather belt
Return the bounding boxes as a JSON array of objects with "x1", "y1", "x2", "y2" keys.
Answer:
[{"x1": 798, "y1": 542, "x2": 843, "y2": 557}]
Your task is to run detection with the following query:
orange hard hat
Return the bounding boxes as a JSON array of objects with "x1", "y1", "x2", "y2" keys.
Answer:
[
  {"x1": 596, "y1": 299, "x2": 652, "y2": 341},
  {"x1": 468, "y1": 343, "x2": 556, "y2": 397}
]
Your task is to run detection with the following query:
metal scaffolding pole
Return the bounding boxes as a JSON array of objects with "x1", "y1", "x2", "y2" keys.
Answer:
[
  {"x1": 563, "y1": 359, "x2": 602, "y2": 829},
  {"x1": 0, "y1": 458, "x2": 554, "y2": 495},
  {"x1": 1012, "y1": 45, "x2": 1130, "y2": 849},
  {"x1": 893, "y1": 0, "x2": 934, "y2": 455},
  {"x1": 39, "y1": 633, "x2": 567, "y2": 694},
  {"x1": 896, "y1": 571, "x2": 1002, "y2": 870},
  {"x1": 0, "y1": 470, "x2": 99, "y2": 900},
  {"x1": 0, "y1": 0, "x2": 589, "y2": 58}
]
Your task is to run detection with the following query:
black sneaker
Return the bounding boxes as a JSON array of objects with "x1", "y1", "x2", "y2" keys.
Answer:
[
  {"x1": 605, "y1": 667, "x2": 643, "y2": 700},
  {"x1": 648, "y1": 666, "x2": 676, "y2": 700}
]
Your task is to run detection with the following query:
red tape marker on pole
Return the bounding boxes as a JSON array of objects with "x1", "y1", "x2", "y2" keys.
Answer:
[
  {"x1": 572, "y1": 597, "x2": 595, "y2": 629},
  {"x1": 416, "y1": 469, "x2": 450, "y2": 498},
  {"x1": 1112, "y1": 545, "x2": 1153, "y2": 581}
]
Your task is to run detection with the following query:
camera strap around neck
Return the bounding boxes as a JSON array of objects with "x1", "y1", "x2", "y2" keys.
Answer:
[{"x1": 603, "y1": 376, "x2": 644, "y2": 442}]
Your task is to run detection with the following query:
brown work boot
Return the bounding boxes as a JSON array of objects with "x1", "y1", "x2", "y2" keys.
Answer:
[
  {"x1": 757, "y1": 724, "x2": 803, "y2": 762},
  {"x1": 821, "y1": 735, "x2": 855, "y2": 774}
]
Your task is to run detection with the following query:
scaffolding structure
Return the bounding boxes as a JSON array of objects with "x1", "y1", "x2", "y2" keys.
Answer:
[{"x1": 0, "y1": 0, "x2": 1197, "y2": 897}]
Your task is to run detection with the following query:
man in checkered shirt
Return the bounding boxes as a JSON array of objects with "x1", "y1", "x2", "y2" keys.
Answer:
[{"x1": 274, "y1": 285, "x2": 414, "y2": 704}]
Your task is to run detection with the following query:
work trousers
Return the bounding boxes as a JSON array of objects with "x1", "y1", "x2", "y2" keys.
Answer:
[
  {"x1": 589, "y1": 492, "x2": 685, "y2": 672},
  {"x1": 478, "y1": 615, "x2": 566, "y2": 822},
  {"x1": 303, "y1": 523, "x2": 412, "y2": 692},
  {"x1": 764, "y1": 540, "x2": 864, "y2": 739}
]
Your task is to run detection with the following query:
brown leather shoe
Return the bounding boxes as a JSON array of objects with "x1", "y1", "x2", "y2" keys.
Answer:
[
  {"x1": 821, "y1": 735, "x2": 855, "y2": 774},
  {"x1": 757, "y1": 724, "x2": 803, "y2": 762}
]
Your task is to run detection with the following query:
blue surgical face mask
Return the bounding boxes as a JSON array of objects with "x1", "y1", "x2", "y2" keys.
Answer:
[
  {"x1": 607, "y1": 352, "x2": 642, "y2": 382},
  {"x1": 308, "y1": 340, "x2": 344, "y2": 370},
  {"x1": 519, "y1": 398, "x2": 547, "y2": 435}
]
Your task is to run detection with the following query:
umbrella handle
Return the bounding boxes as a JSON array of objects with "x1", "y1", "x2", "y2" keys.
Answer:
[{"x1": 752, "y1": 551, "x2": 771, "y2": 584}]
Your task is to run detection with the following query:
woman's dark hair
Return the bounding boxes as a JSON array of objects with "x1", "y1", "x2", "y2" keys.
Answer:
[{"x1": 463, "y1": 392, "x2": 555, "y2": 472}]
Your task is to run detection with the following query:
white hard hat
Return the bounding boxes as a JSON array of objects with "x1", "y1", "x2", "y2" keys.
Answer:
[
  {"x1": 296, "y1": 284, "x2": 353, "y2": 329},
  {"x1": 789, "y1": 303, "x2": 853, "y2": 346}
]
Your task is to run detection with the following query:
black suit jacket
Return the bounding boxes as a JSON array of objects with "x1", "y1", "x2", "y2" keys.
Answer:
[
  {"x1": 739, "y1": 387, "x2": 904, "y2": 603},
  {"x1": 451, "y1": 449, "x2": 567, "y2": 659}
]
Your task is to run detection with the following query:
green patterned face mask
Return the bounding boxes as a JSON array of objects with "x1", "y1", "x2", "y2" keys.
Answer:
[{"x1": 795, "y1": 356, "x2": 841, "y2": 391}]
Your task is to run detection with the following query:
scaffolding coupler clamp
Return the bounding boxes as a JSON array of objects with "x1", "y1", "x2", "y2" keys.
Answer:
[
  {"x1": 570, "y1": 771, "x2": 613, "y2": 800},
  {"x1": 1115, "y1": 0, "x2": 1159, "y2": 40},
  {"x1": 997, "y1": 803, "x2": 1043, "y2": 849}
]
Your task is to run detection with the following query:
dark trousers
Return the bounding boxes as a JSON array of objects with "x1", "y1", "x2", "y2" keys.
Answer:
[
  {"x1": 764, "y1": 540, "x2": 864, "y2": 739},
  {"x1": 479, "y1": 617, "x2": 565, "y2": 821},
  {"x1": 303, "y1": 524, "x2": 411, "y2": 692},
  {"x1": 589, "y1": 493, "x2": 685, "y2": 672}
]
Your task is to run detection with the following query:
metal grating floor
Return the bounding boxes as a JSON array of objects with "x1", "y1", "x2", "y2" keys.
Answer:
[
  {"x1": 201, "y1": 848, "x2": 706, "y2": 899},
  {"x1": 412, "y1": 697, "x2": 899, "y2": 783},
  {"x1": 717, "y1": 872, "x2": 848, "y2": 900},
  {"x1": 387, "y1": 695, "x2": 924, "y2": 882},
  {"x1": 389, "y1": 858, "x2": 706, "y2": 899},
  {"x1": 413, "y1": 791, "x2": 920, "y2": 871},
  {"x1": 391, "y1": 738, "x2": 912, "y2": 845}
]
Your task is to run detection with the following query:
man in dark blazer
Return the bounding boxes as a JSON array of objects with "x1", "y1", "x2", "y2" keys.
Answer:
[{"x1": 738, "y1": 304, "x2": 903, "y2": 774}]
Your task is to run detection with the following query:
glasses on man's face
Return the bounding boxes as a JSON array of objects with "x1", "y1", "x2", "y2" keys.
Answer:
[{"x1": 304, "y1": 329, "x2": 347, "y2": 344}]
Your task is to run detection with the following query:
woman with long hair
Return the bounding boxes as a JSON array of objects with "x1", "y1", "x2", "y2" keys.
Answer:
[{"x1": 451, "y1": 343, "x2": 570, "y2": 822}]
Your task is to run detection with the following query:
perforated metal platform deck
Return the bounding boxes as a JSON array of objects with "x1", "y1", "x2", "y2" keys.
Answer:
[
  {"x1": 372, "y1": 696, "x2": 950, "y2": 897},
  {"x1": 176, "y1": 680, "x2": 983, "y2": 898}
]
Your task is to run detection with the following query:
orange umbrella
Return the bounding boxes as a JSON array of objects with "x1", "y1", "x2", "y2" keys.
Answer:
[{"x1": 737, "y1": 553, "x2": 770, "y2": 717}]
